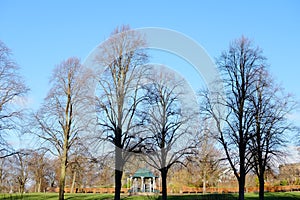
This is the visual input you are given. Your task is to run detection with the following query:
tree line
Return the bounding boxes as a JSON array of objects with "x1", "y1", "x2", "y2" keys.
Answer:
[{"x1": 0, "y1": 26, "x2": 298, "y2": 200}]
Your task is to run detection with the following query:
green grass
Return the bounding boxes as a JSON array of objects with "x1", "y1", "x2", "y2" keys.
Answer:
[
  {"x1": 0, "y1": 193, "x2": 114, "y2": 200},
  {"x1": 126, "y1": 192, "x2": 300, "y2": 200},
  {"x1": 0, "y1": 192, "x2": 300, "y2": 200},
  {"x1": 244, "y1": 192, "x2": 300, "y2": 200}
]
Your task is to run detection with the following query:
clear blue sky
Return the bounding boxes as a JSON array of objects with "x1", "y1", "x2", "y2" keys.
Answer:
[{"x1": 1, "y1": 0, "x2": 300, "y2": 151}]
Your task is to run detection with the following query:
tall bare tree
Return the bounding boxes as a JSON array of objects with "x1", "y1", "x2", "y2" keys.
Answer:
[
  {"x1": 0, "y1": 40, "x2": 29, "y2": 158},
  {"x1": 94, "y1": 25, "x2": 148, "y2": 200},
  {"x1": 142, "y1": 68, "x2": 196, "y2": 200},
  {"x1": 201, "y1": 37, "x2": 266, "y2": 200},
  {"x1": 33, "y1": 57, "x2": 91, "y2": 200},
  {"x1": 250, "y1": 69, "x2": 297, "y2": 200}
]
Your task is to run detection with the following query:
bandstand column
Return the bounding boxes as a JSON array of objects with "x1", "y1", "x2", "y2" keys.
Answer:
[
  {"x1": 149, "y1": 178, "x2": 152, "y2": 192},
  {"x1": 134, "y1": 178, "x2": 137, "y2": 192},
  {"x1": 141, "y1": 176, "x2": 144, "y2": 192}
]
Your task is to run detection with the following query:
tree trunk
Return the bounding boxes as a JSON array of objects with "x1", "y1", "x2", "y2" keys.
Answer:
[
  {"x1": 203, "y1": 169, "x2": 206, "y2": 194},
  {"x1": 59, "y1": 146, "x2": 68, "y2": 200},
  {"x1": 34, "y1": 180, "x2": 37, "y2": 193},
  {"x1": 59, "y1": 162, "x2": 66, "y2": 200},
  {"x1": 160, "y1": 167, "x2": 168, "y2": 200},
  {"x1": 114, "y1": 136, "x2": 123, "y2": 200},
  {"x1": 38, "y1": 177, "x2": 42, "y2": 193},
  {"x1": 114, "y1": 169, "x2": 123, "y2": 200},
  {"x1": 19, "y1": 182, "x2": 25, "y2": 194},
  {"x1": 259, "y1": 174, "x2": 265, "y2": 200},
  {"x1": 70, "y1": 171, "x2": 76, "y2": 193},
  {"x1": 238, "y1": 170, "x2": 246, "y2": 200},
  {"x1": 238, "y1": 131, "x2": 246, "y2": 200}
]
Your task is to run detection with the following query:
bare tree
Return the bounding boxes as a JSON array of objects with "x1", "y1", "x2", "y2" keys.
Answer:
[
  {"x1": 0, "y1": 40, "x2": 29, "y2": 158},
  {"x1": 189, "y1": 126, "x2": 224, "y2": 193},
  {"x1": 33, "y1": 57, "x2": 91, "y2": 200},
  {"x1": 0, "y1": 155, "x2": 10, "y2": 192},
  {"x1": 46, "y1": 157, "x2": 60, "y2": 189},
  {"x1": 14, "y1": 151, "x2": 30, "y2": 194},
  {"x1": 142, "y1": 68, "x2": 196, "y2": 200},
  {"x1": 201, "y1": 37, "x2": 265, "y2": 200},
  {"x1": 249, "y1": 69, "x2": 297, "y2": 200},
  {"x1": 27, "y1": 149, "x2": 52, "y2": 192},
  {"x1": 94, "y1": 25, "x2": 148, "y2": 200},
  {"x1": 66, "y1": 144, "x2": 92, "y2": 193},
  {"x1": 84, "y1": 154, "x2": 115, "y2": 188}
]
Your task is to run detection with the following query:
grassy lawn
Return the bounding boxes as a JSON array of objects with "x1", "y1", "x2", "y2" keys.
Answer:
[
  {"x1": 0, "y1": 193, "x2": 114, "y2": 200},
  {"x1": 0, "y1": 192, "x2": 300, "y2": 200}
]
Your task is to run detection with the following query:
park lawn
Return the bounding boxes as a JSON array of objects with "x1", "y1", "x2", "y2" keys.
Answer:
[
  {"x1": 244, "y1": 192, "x2": 300, "y2": 200},
  {"x1": 0, "y1": 193, "x2": 114, "y2": 200},
  {"x1": 0, "y1": 192, "x2": 300, "y2": 200},
  {"x1": 126, "y1": 192, "x2": 300, "y2": 200}
]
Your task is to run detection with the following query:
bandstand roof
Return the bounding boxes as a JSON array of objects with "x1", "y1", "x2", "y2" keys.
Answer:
[{"x1": 132, "y1": 168, "x2": 158, "y2": 178}]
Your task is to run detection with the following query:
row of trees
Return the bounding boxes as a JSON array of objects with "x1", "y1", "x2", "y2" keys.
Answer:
[
  {"x1": 0, "y1": 147, "x2": 116, "y2": 194},
  {"x1": 0, "y1": 144, "x2": 222, "y2": 193},
  {"x1": 0, "y1": 142, "x2": 297, "y2": 195},
  {"x1": 0, "y1": 26, "x2": 298, "y2": 200},
  {"x1": 200, "y1": 37, "x2": 297, "y2": 200}
]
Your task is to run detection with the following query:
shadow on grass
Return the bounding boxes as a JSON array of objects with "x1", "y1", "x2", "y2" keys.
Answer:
[
  {"x1": 126, "y1": 192, "x2": 300, "y2": 200},
  {"x1": 0, "y1": 193, "x2": 58, "y2": 200},
  {"x1": 0, "y1": 193, "x2": 114, "y2": 200},
  {"x1": 168, "y1": 194, "x2": 238, "y2": 200},
  {"x1": 245, "y1": 192, "x2": 300, "y2": 200},
  {"x1": 125, "y1": 194, "x2": 238, "y2": 200},
  {"x1": 64, "y1": 193, "x2": 114, "y2": 200},
  {"x1": 1, "y1": 192, "x2": 300, "y2": 200}
]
